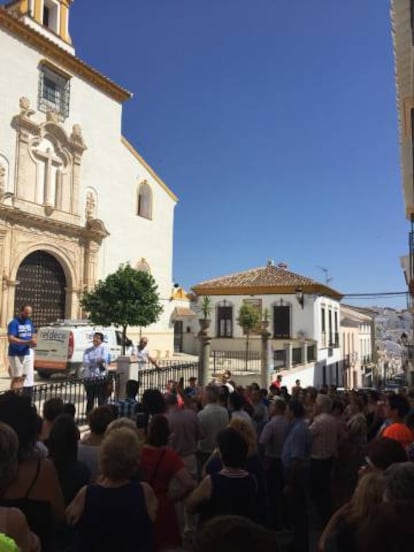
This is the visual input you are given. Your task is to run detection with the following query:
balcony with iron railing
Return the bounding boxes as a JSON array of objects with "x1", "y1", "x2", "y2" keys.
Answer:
[
  {"x1": 292, "y1": 347, "x2": 303, "y2": 366},
  {"x1": 329, "y1": 333, "x2": 340, "y2": 348},
  {"x1": 361, "y1": 355, "x2": 373, "y2": 365}
]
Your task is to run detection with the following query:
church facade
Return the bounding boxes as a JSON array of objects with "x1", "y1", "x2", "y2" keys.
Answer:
[{"x1": 0, "y1": 0, "x2": 178, "y2": 367}]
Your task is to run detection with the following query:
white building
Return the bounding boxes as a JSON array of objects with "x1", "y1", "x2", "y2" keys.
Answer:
[
  {"x1": 341, "y1": 305, "x2": 375, "y2": 388},
  {"x1": 0, "y1": 0, "x2": 178, "y2": 367},
  {"x1": 187, "y1": 261, "x2": 344, "y2": 389}
]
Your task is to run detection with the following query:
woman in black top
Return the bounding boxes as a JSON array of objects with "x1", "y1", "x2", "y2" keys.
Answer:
[
  {"x1": 0, "y1": 393, "x2": 64, "y2": 551},
  {"x1": 187, "y1": 428, "x2": 259, "y2": 523}
]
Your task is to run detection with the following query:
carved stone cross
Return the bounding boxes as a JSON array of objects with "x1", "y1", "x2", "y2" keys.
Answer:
[{"x1": 35, "y1": 147, "x2": 63, "y2": 207}]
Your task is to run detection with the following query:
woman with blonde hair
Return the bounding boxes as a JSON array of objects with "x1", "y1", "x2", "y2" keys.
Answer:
[
  {"x1": 0, "y1": 423, "x2": 40, "y2": 551},
  {"x1": 229, "y1": 418, "x2": 257, "y2": 456},
  {"x1": 66, "y1": 427, "x2": 157, "y2": 551},
  {"x1": 105, "y1": 417, "x2": 138, "y2": 435},
  {"x1": 318, "y1": 471, "x2": 385, "y2": 552},
  {"x1": 204, "y1": 417, "x2": 267, "y2": 525}
]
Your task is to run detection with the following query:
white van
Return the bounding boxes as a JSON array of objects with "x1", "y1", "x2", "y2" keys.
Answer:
[{"x1": 34, "y1": 320, "x2": 133, "y2": 378}]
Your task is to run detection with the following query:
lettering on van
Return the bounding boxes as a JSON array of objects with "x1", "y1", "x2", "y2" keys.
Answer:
[
  {"x1": 86, "y1": 332, "x2": 109, "y2": 343},
  {"x1": 39, "y1": 330, "x2": 67, "y2": 343}
]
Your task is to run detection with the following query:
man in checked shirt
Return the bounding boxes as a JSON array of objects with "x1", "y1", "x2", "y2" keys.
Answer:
[{"x1": 112, "y1": 379, "x2": 140, "y2": 419}]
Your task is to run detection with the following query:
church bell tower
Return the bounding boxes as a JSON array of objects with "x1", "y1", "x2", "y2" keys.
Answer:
[{"x1": 6, "y1": 0, "x2": 73, "y2": 49}]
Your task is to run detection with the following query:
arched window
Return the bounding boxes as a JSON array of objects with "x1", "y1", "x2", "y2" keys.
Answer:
[{"x1": 137, "y1": 181, "x2": 152, "y2": 219}]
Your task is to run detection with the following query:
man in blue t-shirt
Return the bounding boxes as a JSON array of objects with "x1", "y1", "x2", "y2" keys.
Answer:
[{"x1": 7, "y1": 304, "x2": 37, "y2": 390}]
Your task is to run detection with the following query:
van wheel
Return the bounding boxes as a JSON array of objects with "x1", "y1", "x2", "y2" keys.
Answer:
[{"x1": 37, "y1": 371, "x2": 52, "y2": 380}]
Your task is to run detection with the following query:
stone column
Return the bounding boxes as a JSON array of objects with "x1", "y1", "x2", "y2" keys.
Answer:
[
  {"x1": 116, "y1": 356, "x2": 137, "y2": 399},
  {"x1": 0, "y1": 229, "x2": 7, "y2": 328},
  {"x1": 261, "y1": 326, "x2": 271, "y2": 389},
  {"x1": 198, "y1": 324, "x2": 211, "y2": 387},
  {"x1": 285, "y1": 342, "x2": 292, "y2": 370},
  {"x1": 55, "y1": 169, "x2": 63, "y2": 210},
  {"x1": 302, "y1": 342, "x2": 307, "y2": 365},
  {"x1": 83, "y1": 241, "x2": 99, "y2": 291},
  {"x1": 71, "y1": 153, "x2": 82, "y2": 215}
]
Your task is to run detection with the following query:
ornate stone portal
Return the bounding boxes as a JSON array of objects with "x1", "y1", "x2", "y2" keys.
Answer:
[
  {"x1": 12, "y1": 98, "x2": 87, "y2": 220},
  {"x1": 0, "y1": 99, "x2": 109, "y2": 368}
]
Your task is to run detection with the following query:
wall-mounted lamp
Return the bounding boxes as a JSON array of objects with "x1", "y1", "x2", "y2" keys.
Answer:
[{"x1": 295, "y1": 288, "x2": 304, "y2": 309}]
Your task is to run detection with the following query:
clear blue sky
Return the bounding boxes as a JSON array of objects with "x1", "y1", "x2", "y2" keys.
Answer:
[{"x1": 69, "y1": 0, "x2": 408, "y2": 308}]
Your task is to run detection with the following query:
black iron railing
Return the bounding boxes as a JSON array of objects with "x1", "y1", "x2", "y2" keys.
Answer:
[
  {"x1": 307, "y1": 345, "x2": 316, "y2": 363},
  {"x1": 3, "y1": 373, "x2": 120, "y2": 426},
  {"x1": 292, "y1": 347, "x2": 303, "y2": 366},
  {"x1": 211, "y1": 351, "x2": 261, "y2": 374},
  {"x1": 0, "y1": 361, "x2": 201, "y2": 426},
  {"x1": 136, "y1": 361, "x2": 200, "y2": 398},
  {"x1": 273, "y1": 349, "x2": 287, "y2": 370}
]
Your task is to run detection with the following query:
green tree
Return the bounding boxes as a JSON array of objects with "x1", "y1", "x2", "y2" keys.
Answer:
[
  {"x1": 237, "y1": 302, "x2": 261, "y2": 369},
  {"x1": 81, "y1": 264, "x2": 163, "y2": 354}
]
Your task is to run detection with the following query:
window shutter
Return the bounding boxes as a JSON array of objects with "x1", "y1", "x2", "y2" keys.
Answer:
[{"x1": 273, "y1": 306, "x2": 290, "y2": 339}]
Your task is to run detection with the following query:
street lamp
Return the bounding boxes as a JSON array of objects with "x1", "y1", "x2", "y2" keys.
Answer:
[{"x1": 295, "y1": 288, "x2": 304, "y2": 309}]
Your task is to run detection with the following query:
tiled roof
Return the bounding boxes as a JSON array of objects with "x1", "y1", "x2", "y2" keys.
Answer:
[
  {"x1": 173, "y1": 307, "x2": 196, "y2": 318},
  {"x1": 192, "y1": 264, "x2": 343, "y2": 299},
  {"x1": 194, "y1": 265, "x2": 316, "y2": 289}
]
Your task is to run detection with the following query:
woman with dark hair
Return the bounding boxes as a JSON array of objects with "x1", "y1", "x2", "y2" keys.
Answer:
[
  {"x1": 0, "y1": 423, "x2": 40, "y2": 552},
  {"x1": 78, "y1": 405, "x2": 115, "y2": 481},
  {"x1": 0, "y1": 392, "x2": 64, "y2": 551},
  {"x1": 205, "y1": 417, "x2": 267, "y2": 525},
  {"x1": 141, "y1": 389, "x2": 166, "y2": 433},
  {"x1": 228, "y1": 392, "x2": 253, "y2": 427},
  {"x1": 193, "y1": 516, "x2": 278, "y2": 552},
  {"x1": 187, "y1": 428, "x2": 259, "y2": 524},
  {"x1": 48, "y1": 415, "x2": 90, "y2": 505},
  {"x1": 140, "y1": 414, "x2": 195, "y2": 551},
  {"x1": 49, "y1": 415, "x2": 90, "y2": 551}
]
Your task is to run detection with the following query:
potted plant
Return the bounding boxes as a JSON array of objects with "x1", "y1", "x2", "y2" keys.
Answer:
[{"x1": 198, "y1": 296, "x2": 213, "y2": 330}]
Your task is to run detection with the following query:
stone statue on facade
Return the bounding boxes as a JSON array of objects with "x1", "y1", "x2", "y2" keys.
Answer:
[
  {"x1": 85, "y1": 191, "x2": 96, "y2": 220},
  {"x1": 19, "y1": 97, "x2": 35, "y2": 118},
  {"x1": 0, "y1": 164, "x2": 5, "y2": 200}
]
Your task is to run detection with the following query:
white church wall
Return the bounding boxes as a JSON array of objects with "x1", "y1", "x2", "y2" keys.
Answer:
[{"x1": 0, "y1": 26, "x2": 177, "y2": 357}]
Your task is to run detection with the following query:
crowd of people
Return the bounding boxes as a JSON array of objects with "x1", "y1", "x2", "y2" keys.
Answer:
[{"x1": 1, "y1": 372, "x2": 414, "y2": 551}]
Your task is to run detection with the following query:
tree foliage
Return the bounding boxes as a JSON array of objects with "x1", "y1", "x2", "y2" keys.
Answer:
[
  {"x1": 81, "y1": 264, "x2": 163, "y2": 353},
  {"x1": 237, "y1": 302, "x2": 261, "y2": 335},
  {"x1": 237, "y1": 302, "x2": 262, "y2": 369}
]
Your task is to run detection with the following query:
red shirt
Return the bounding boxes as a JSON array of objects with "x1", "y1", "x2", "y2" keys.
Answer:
[{"x1": 383, "y1": 423, "x2": 414, "y2": 449}]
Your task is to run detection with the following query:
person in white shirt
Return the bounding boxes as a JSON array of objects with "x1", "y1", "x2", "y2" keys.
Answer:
[
  {"x1": 135, "y1": 337, "x2": 160, "y2": 369},
  {"x1": 82, "y1": 332, "x2": 110, "y2": 413}
]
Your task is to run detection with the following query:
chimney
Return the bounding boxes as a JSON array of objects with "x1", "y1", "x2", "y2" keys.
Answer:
[{"x1": 267, "y1": 259, "x2": 274, "y2": 267}]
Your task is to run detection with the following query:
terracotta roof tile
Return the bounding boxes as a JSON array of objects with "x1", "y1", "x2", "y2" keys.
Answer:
[
  {"x1": 194, "y1": 265, "x2": 316, "y2": 289},
  {"x1": 192, "y1": 264, "x2": 343, "y2": 299},
  {"x1": 173, "y1": 307, "x2": 196, "y2": 318}
]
